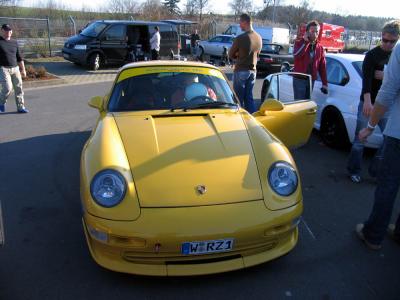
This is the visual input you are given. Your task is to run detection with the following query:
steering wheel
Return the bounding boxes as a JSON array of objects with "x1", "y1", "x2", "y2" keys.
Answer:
[{"x1": 188, "y1": 95, "x2": 215, "y2": 104}]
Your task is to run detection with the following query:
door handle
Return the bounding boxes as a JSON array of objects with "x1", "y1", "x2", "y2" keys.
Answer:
[{"x1": 306, "y1": 108, "x2": 317, "y2": 115}]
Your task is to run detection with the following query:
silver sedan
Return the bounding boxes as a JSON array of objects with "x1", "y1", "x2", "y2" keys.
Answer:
[{"x1": 198, "y1": 35, "x2": 234, "y2": 57}]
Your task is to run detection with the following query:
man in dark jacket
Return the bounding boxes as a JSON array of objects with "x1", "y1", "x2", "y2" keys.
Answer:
[
  {"x1": 347, "y1": 20, "x2": 399, "y2": 183},
  {"x1": 293, "y1": 20, "x2": 328, "y2": 100},
  {"x1": 0, "y1": 24, "x2": 28, "y2": 113}
]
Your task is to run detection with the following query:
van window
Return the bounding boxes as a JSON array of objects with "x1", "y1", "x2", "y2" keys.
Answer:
[{"x1": 103, "y1": 25, "x2": 126, "y2": 41}]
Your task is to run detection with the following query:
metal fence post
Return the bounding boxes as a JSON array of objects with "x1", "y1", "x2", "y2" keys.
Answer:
[
  {"x1": 69, "y1": 15, "x2": 76, "y2": 35},
  {"x1": 46, "y1": 16, "x2": 52, "y2": 57}
]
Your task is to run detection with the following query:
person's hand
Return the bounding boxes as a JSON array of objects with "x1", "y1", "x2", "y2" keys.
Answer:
[
  {"x1": 359, "y1": 127, "x2": 373, "y2": 143},
  {"x1": 320, "y1": 85, "x2": 328, "y2": 94},
  {"x1": 374, "y1": 70, "x2": 384, "y2": 80},
  {"x1": 303, "y1": 32, "x2": 309, "y2": 42},
  {"x1": 20, "y1": 69, "x2": 26, "y2": 78},
  {"x1": 362, "y1": 101, "x2": 373, "y2": 117}
]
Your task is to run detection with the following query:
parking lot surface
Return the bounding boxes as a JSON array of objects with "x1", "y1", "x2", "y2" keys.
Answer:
[{"x1": 0, "y1": 79, "x2": 399, "y2": 299}]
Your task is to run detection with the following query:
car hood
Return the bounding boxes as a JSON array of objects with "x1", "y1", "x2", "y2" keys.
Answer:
[
  {"x1": 65, "y1": 34, "x2": 94, "y2": 45},
  {"x1": 114, "y1": 112, "x2": 263, "y2": 207}
]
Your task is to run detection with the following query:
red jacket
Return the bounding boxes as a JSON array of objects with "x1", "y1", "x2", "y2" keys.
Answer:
[{"x1": 293, "y1": 39, "x2": 328, "y2": 86}]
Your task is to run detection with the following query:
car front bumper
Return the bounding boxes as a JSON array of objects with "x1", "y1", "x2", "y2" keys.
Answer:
[
  {"x1": 62, "y1": 48, "x2": 87, "y2": 64},
  {"x1": 82, "y1": 200, "x2": 302, "y2": 276}
]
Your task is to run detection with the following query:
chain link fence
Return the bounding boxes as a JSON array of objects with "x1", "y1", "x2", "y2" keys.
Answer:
[{"x1": 0, "y1": 16, "x2": 91, "y2": 57}]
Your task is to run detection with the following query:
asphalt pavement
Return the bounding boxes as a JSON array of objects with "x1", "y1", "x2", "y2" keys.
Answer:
[{"x1": 0, "y1": 80, "x2": 399, "y2": 300}]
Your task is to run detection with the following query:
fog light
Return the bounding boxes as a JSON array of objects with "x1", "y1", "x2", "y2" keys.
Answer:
[
  {"x1": 264, "y1": 217, "x2": 301, "y2": 237},
  {"x1": 87, "y1": 225, "x2": 108, "y2": 243}
]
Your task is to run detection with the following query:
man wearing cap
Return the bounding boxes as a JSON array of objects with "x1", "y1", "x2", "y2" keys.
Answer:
[{"x1": 0, "y1": 24, "x2": 28, "y2": 113}]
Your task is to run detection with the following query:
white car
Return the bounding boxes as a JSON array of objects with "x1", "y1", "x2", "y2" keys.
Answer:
[{"x1": 261, "y1": 53, "x2": 383, "y2": 149}]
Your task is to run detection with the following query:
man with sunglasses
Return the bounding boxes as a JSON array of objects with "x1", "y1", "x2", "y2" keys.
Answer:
[
  {"x1": 347, "y1": 20, "x2": 399, "y2": 183},
  {"x1": 356, "y1": 24, "x2": 400, "y2": 250}
]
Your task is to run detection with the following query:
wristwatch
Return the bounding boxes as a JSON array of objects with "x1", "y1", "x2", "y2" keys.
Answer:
[{"x1": 367, "y1": 121, "x2": 376, "y2": 130}]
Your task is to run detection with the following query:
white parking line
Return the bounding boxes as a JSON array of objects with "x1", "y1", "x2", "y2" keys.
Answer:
[{"x1": 301, "y1": 217, "x2": 316, "y2": 240}]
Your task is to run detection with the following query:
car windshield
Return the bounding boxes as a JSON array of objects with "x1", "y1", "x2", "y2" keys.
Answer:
[
  {"x1": 80, "y1": 22, "x2": 107, "y2": 37},
  {"x1": 108, "y1": 71, "x2": 237, "y2": 112},
  {"x1": 352, "y1": 61, "x2": 363, "y2": 77}
]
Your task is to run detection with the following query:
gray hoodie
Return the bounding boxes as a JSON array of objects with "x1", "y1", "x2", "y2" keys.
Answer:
[{"x1": 376, "y1": 43, "x2": 400, "y2": 139}]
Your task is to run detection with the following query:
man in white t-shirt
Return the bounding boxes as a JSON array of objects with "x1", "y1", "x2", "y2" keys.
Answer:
[{"x1": 150, "y1": 26, "x2": 161, "y2": 60}]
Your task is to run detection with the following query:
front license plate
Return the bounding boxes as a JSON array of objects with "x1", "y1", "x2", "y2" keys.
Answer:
[{"x1": 181, "y1": 238, "x2": 234, "y2": 255}]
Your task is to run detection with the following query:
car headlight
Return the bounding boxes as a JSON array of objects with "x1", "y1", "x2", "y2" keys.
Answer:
[
  {"x1": 268, "y1": 161, "x2": 298, "y2": 196},
  {"x1": 90, "y1": 169, "x2": 126, "y2": 207},
  {"x1": 74, "y1": 44, "x2": 87, "y2": 50}
]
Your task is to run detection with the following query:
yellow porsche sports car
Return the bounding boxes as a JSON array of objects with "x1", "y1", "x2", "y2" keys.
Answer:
[{"x1": 80, "y1": 61, "x2": 316, "y2": 276}]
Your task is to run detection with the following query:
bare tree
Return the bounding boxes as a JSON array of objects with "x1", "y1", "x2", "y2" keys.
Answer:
[
  {"x1": 107, "y1": 0, "x2": 126, "y2": 14},
  {"x1": 140, "y1": 0, "x2": 170, "y2": 21},
  {"x1": 163, "y1": 0, "x2": 181, "y2": 16},
  {"x1": 229, "y1": 0, "x2": 253, "y2": 20},
  {"x1": 193, "y1": 0, "x2": 208, "y2": 22},
  {"x1": 124, "y1": 0, "x2": 140, "y2": 14},
  {"x1": 184, "y1": 0, "x2": 197, "y2": 16}
]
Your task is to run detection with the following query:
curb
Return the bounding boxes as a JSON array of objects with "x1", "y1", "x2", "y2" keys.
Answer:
[
  {"x1": 23, "y1": 78, "x2": 67, "y2": 89},
  {"x1": 23, "y1": 74, "x2": 67, "y2": 89}
]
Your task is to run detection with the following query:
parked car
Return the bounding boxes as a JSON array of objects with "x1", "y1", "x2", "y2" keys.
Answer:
[
  {"x1": 197, "y1": 34, "x2": 234, "y2": 57},
  {"x1": 257, "y1": 43, "x2": 294, "y2": 74},
  {"x1": 62, "y1": 20, "x2": 179, "y2": 70},
  {"x1": 224, "y1": 24, "x2": 290, "y2": 45},
  {"x1": 81, "y1": 61, "x2": 316, "y2": 276},
  {"x1": 261, "y1": 53, "x2": 382, "y2": 149}
]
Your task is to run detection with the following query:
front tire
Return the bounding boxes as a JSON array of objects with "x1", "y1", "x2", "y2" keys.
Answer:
[
  {"x1": 88, "y1": 53, "x2": 101, "y2": 71},
  {"x1": 320, "y1": 107, "x2": 350, "y2": 149}
]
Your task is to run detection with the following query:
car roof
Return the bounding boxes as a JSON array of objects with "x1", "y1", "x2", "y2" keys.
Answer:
[
  {"x1": 119, "y1": 60, "x2": 222, "y2": 72},
  {"x1": 96, "y1": 20, "x2": 173, "y2": 26},
  {"x1": 213, "y1": 34, "x2": 235, "y2": 38},
  {"x1": 326, "y1": 53, "x2": 365, "y2": 62}
]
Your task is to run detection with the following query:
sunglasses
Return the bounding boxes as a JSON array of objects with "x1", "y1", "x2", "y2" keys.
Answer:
[{"x1": 382, "y1": 38, "x2": 398, "y2": 44}]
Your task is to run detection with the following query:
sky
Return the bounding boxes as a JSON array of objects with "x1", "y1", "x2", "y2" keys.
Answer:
[{"x1": 20, "y1": 0, "x2": 400, "y2": 19}]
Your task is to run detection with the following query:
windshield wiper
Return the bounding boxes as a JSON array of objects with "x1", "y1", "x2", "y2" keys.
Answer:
[{"x1": 183, "y1": 101, "x2": 238, "y2": 109}]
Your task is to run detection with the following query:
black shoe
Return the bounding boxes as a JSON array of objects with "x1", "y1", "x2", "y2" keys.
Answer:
[
  {"x1": 355, "y1": 223, "x2": 382, "y2": 250},
  {"x1": 387, "y1": 224, "x2": 400, "y2": 244}
]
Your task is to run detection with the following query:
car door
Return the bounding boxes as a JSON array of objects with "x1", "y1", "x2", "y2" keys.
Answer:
[
  {"x1": 312, "y1": 57, "x2": 352, "y2": 126},
  {"x1": 206, "y1": 36, "x2": 224, "y2": 56},
  {"x1": 253, "y1": 73, "x2": 317, "y2": 148},
  {"x1": 100, "y1": 24, "x2": 128, "y2": 63}
]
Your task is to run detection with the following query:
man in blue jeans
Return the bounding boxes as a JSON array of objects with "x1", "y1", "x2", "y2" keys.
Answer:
[
  {"x1": 228, "y1": 14, "x2": 262, "y2": 113},
  {"x1": 347, "y1": 21, "x2": 399, "y2": 183},
  {"x1": 357, "y1": 38, "x2": 400, "y2": 250}
]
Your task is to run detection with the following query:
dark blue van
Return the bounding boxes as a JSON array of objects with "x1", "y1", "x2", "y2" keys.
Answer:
[{"x1": 62, "y1": 20, "x2": 179, "y2": 70}]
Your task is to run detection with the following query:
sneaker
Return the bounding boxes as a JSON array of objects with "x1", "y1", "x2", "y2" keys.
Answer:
[
  {"x1": 350, "y1": 174, "x2": 362, "y2": 183},
  {"x1": 355, "y1": 223, "x2": 382, "y2": 250},
  {"x1": 17, "y1": 108, "x2": 29, "y2": 113},
  {"x1": 0, "y1": 104, "x2": 5, "y2": 113},
  {"x1": 387, "y1": 224, "x2": 400, "y2": 244}
]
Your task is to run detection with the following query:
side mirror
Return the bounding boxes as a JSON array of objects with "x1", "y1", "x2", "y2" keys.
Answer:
[
  {"x1": 259, "y1": 99, "x2": 284, "y2": 115},
  {"x1": 88, "y1": 96, "x2": 104, "y2": 111}
]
